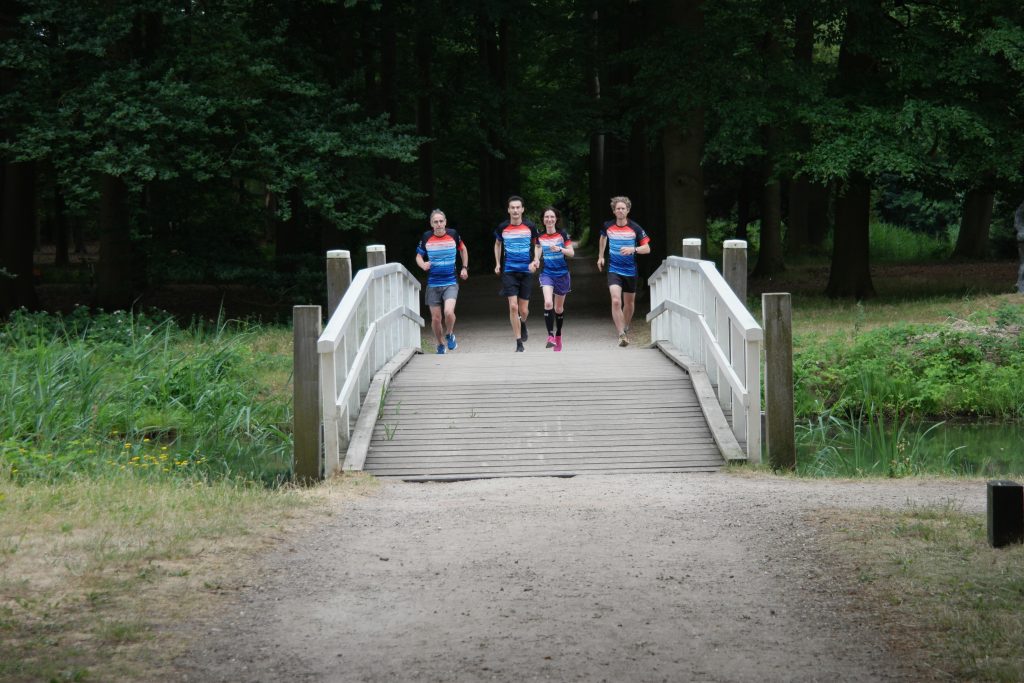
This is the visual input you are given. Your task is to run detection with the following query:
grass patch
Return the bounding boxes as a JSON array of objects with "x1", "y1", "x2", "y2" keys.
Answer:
[
  {"x1": 0, "y1": 472, "x2": 377, "y2": 682},
  {"x1": 791, "y1": 299, "x2": 1024, "y2": 420},
  {"x1": 815, "y1": 502, "x2": 1024, "y2": 681},
  {"x1": 1, "y1": 308, "x2": 293, "y2": 486}
]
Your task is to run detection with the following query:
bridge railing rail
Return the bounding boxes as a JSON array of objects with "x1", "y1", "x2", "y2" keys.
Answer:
[
  {"x1": 647, "y1": 256, "x2": 762, "y2": 462},
  {"x1": 318, "y1": 262, "x2": 423, "y2": 476}
]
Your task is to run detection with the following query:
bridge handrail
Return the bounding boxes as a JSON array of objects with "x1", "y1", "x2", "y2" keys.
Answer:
[
  {"x1": 647, "y1": 256, "x2": 762, "y2": 462},
  {"x1": 318, "y1": 262, "x2": 423, "y2": 476}
]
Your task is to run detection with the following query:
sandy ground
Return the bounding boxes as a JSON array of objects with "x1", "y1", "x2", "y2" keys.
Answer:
[{"x1": 173, "y1": 255, "x2": 987, "y2": 681}]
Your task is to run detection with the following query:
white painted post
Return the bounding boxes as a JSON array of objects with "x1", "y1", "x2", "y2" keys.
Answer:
[
  {"x1": 723, "y1": 239, "x2": 747, "y2": 304},
  {"x1": 366, "y1": 244, "x2": 387, "y2": 267},
  {"x1": 293, "y1": 305, "x2": 322, "y2": 483},
  {"x1": 762, "y1": 293, "x2": 794, "y2": 469},
  {"x1": 326, "y1": 250, "x2": 352, "y2": 319},
  {"x1": 682, "y1": 238, "x2": 701, "y2": 259}
]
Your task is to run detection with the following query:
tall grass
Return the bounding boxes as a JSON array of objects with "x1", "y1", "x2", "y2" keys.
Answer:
[
  {"x1": 0, "y1": 308, "x2": 293, "y2": 486},
  {"x1": 795, "y1": 406, "x2": 974, "y2": 478}
]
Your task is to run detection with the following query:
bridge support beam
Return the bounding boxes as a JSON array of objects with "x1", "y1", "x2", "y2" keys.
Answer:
[
  {"x1": 762, "y1": 293, "x2": 795, "y2": 470},
  {"x1": 293, "y1": 305, "x2": 323, "y2": 483},
  {"x1": 326, "y1": 250, "x2": 352, "y2": 318}
]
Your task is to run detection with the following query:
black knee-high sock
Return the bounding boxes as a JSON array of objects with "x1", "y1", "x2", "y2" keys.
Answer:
[
  {"x1": 544, "y1": 310, "x2": 554, "y2": 334},
  {"x1": 556, "y1": 313, "x2": 564, "y2": 336}
]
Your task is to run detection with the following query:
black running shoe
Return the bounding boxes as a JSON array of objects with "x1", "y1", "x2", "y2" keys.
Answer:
[
  {"x1": 516, "y1": 340, "x2": 525, "y2": 352},
  {"x1": 519, "y1": 318, "x2": 528, "y2": 342}
]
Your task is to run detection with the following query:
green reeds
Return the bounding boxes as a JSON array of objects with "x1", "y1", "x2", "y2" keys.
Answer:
[
  {"x1": 1, "y1": 308, "x2": 292, "y2": 485},
  {"x1": 795, "y1": 404, "x2": 975, "y2": 478}
]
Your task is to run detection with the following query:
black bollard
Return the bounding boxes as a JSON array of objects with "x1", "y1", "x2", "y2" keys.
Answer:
[{"x1": 987, "y1": 480, "x2": 1024, "y2": 548}]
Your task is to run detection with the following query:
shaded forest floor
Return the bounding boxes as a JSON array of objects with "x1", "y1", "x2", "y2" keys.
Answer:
[{"x1": 32, "y1": 242, "x2": 1021, "y2": 321}]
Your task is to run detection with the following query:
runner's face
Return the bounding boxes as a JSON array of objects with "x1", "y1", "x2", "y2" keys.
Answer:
[
  {"x1": 431, "y1": 214, "x2": 446, "y2": 235},
  {"x1": 613, "y1": 202, "x2": 629, "y2": 221},
  {"x1": 508, "y1": 201, "x2": 524, "y2": 223},
  {"x1": 543, "y1": 211, "x2": 557, "y2": 231}
]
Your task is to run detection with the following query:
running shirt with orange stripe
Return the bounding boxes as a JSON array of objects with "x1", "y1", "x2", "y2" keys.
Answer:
[{"x1": 601, "y1": 220, "x2": 650, "y2": 277}]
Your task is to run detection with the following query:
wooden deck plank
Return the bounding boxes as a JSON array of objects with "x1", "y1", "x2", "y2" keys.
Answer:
[{"x1": 361, "y1": 349, "x2": 726, "y2": 479}]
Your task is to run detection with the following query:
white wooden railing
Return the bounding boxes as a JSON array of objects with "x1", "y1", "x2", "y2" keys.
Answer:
[
  {"x1": 318, "y1": 263, "x2": 423, "y2": 476},
  {"x1": 647, "y1": 256, "x2": 762, "y2": 463}
]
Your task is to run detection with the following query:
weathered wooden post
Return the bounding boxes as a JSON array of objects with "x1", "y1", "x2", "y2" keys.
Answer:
[
  {"x1": 723, "y1": 239, "x2": 747, "y2": 303},
  {"x1": 293, "y1": 305, "x2": 322, "y2": 483},
  {"x1": 682, "y1": 238, "x2": 701, "y2": 259},
  {"x1": 762, "y1": 293, "x2": 795, "y2": 470},
  {"x1": 366, "y1": 244, "x2": 387, "y2": 267},
  {"x1": 326, "y1": 250, "x2": 352, "y2": 319}
]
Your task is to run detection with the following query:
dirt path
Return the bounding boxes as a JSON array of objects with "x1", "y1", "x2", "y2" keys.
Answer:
[
  {"x1": 173, "y1": 255, "x2": 986, "y2": 681},
  {"x1": 173, "y1": 474, "x2": 982, "y2": 682}
]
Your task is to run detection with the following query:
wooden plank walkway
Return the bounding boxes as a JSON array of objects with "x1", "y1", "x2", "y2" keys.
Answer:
[{"x1": 365, "y1": 348, "x2": 724, "y2": 480}]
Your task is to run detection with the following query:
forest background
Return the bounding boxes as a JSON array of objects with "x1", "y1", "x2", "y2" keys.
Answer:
[{"x1": 3, "y1": 0, "x2": 1024, "y2": 318}]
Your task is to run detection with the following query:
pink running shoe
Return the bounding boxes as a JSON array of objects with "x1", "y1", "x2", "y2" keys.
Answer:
[
  {"x1": 553, "y1": 336, "x2": 562, "y2": 352},
  {"x1": 546, "y1": 335, "x2": 556, "y2": 348}
]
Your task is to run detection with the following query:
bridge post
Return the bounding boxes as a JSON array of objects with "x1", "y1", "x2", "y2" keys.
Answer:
[
  {"x1": 366, "y1": 244, "x2": 387, "y2": 267},
  {"x1": 762, "y1": 293, "x2": 795, "y2": 470},
  {"x1": 326, "y1": 250, "x2": 352, "y2": 318},
  {"x1": 682, "y1": 238, "x2": 701, "y2": 259},
  {"x1": 723, "y1": 240, "x2": 747, "y2": 303},
  {"x1": 293, "y1": 305, "x2": 323, "y2": 483}
]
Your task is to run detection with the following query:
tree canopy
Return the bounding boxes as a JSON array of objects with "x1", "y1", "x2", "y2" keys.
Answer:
[{"x1": 2, "y1": 0, "x2": 1023, "y2": 314}]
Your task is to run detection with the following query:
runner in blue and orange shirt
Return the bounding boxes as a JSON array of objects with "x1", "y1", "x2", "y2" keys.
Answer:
[
  {"x1": 494, "y1": 195, "x2": 539, "y2": 352},
  {"x1": 536, "y1": 206, "x2": 574, "y2": 352},
  {"x1": 596, "y1": 195, "x2": 651, "y2": 347},
  {"x1": 416, "y1": 209, "x2": 468, "y2": 355}
]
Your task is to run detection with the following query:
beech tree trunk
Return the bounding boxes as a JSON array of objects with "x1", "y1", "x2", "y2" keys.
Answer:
[
  {"x1": 826, "y1": 174, "x2": 874, "y2": 299},
  {"x1": 587, "y1": 9, "x2": 606, "y2": 233},
  {"x1": 0, "y1": 161, "x2": 39, "y2": 315},
  {"x1": 95, "y1": 174, "x2": 134, "y2": 310},
  {"x1": 951, "y1": 187, "x2": 994, "y2": 260},
  {"x1": 785, "y1": 6, "x2": 814, "y2": 256},
  {"x1": 415, "y1": 15, "x2": 434, "y2": 213},
  {"x1": 806, "y1": 180, "x2": 830, "y2": 251},
  {"x1": 663, "y1": 111, "x2": 706, "y2": 250},
  {"x1": 662, "y1": 0, "x2": 706, "y2": 250},
  {"x1": 753, "y1": 155, "x2": 784, "y2": 277},
  {"x1": 825, "y1": 0, "x2": 881, "y2": 297}
]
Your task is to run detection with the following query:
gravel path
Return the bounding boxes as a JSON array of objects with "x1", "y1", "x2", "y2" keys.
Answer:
[
  {"x1": 174, "y1": 474, "x2": 983, "y2": 682},
  {"x1": 174, "y1": 255, "x2": 986, "y2": 681}
]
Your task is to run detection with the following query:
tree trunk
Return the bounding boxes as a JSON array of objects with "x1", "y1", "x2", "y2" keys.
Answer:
[
  {"x1": 736, "y1": 165, "x2": 754, "y2": 241},
  {"x1": 415, "y1": 17, "x2": 434, "y2": 213},
  {"x1": 806, "y1": 180, "x2": 830, "y2": 251},
  {"x1": 663, "y1": 111, "x2": 706, "y2": 251},
  {"x1": 951, "y1": 187, "x2": 994, "y2": 260},
  {"x1": 785, "y1": 6, "x2": 815, "y2": 256},
  {"x1": 661, "y1": 0, "x2": 706, "y2": 251},
  {"x1": 95, "y1": 174, "x2": 134, "y2": 310},
  {"x1": 753, "y1": 155, "x2": 784, "y2": 277},
  {"x1": 54, "y1": 182, "x2": 69, "y2": 267},
  {"x1": 825, "y1": 174, "x2": 874, "y2": 299},
  {"x1": 0, "y1": 160, "x2": 39, "y2": 315},
  {"x1": 587, "y1": 9, "x2": 606, "y2": 233}
]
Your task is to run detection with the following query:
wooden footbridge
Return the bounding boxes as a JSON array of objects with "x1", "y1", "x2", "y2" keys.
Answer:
[{"x1": 298, "y1": 246, "x2": 763, "y2": 481}]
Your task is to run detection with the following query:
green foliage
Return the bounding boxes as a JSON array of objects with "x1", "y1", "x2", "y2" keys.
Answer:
[
  {"x1": 795, "y1": 410, "x2": 966, "y2": 478},
  {"x1": 0, "y1": 309, "x2": 292, "y2": 485},
  {"x1": 794, "y1": 304, "x2": 1024, "y2": 420},
  {"x1": 869, "y1": 222, "x2": 954, "y2": 261}
]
